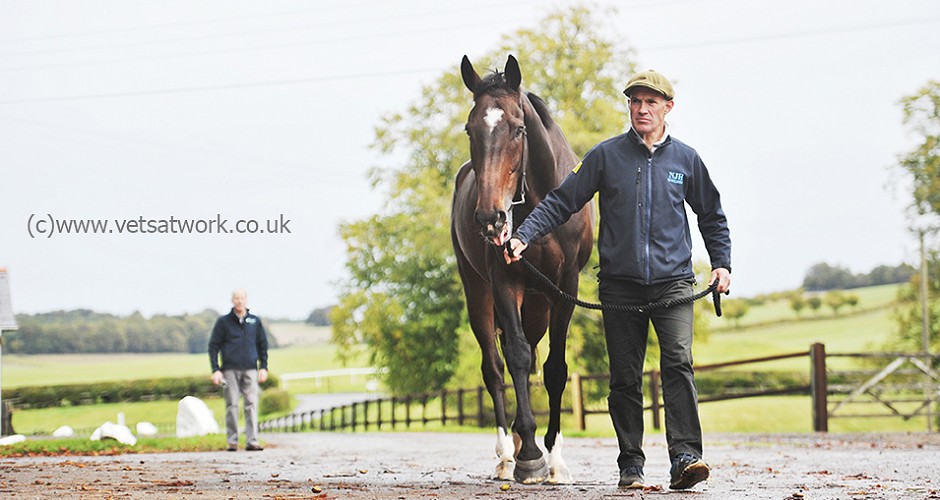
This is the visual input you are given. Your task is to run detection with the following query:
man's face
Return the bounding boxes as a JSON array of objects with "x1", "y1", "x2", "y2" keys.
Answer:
[
  {"x1": 629, "y1": 88, "x2": 673, "y2": 136},
  {"x1": 232, "y1": 290, "x2": 248, "y2": 315}
]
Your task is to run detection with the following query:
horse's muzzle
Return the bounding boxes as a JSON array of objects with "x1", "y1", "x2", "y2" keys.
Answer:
[{"x1": 475, "y1": 210, "x2": 512, "y2": 247}]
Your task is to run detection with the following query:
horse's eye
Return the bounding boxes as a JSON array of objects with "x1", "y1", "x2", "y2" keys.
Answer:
[{"x1": 515, "y1": 126, "x2": 526, "y2": 138}]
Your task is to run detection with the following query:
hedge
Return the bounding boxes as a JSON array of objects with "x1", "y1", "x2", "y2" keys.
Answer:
[
  {"x1": 259, "y1": 389, "x2": 291, "y2": 415},
  {"x1": 6, "y1": 374, "x2": 279, "y2": 409}
]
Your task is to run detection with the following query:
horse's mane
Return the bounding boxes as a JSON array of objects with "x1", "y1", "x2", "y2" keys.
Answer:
[
  {"x1": 475, "y1": 70, "x2": 557, "y2": 131},
  {"x1": 526, "y1": 92, "x2": 556, "y2": 131}
]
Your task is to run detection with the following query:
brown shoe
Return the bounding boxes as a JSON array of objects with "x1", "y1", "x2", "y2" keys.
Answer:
[
  {"x1": 227, "y1": 445, "x2": 237, "y2": 452},
  {"x1": 245, "y1": 444, "x2": 264, "y2": 451}
]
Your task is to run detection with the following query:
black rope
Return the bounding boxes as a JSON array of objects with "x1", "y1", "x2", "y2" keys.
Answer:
[{"x1": 509, "y1": 244, "x2": 724, "y2": 317}]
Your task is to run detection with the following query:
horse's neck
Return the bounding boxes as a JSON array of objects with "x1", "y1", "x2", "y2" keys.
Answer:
[{"x1": 521, "y1": 96, "x2": 570, "y2": 199}]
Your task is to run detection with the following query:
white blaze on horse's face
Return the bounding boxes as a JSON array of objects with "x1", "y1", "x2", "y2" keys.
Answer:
[{"x1": 484, "y1": 107, "x2": 504, "y2": 134}]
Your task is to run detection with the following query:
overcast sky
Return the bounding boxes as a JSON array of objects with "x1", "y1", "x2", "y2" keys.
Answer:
[{"x1": 1, "y1": 0, "x2": 938, "y2": 319}]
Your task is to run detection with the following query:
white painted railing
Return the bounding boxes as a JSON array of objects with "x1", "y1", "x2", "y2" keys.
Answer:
[{"x1": 279, "y1": 367, "x2": 385, "y2": 389}]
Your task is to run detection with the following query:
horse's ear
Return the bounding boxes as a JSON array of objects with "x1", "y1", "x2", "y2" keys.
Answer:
[
  {"x1": 461, "y1": 55, "x2": 481, "y2": 93},
  {"x1": 504, "y1": 54, "x2": 521, "y2": 91}
]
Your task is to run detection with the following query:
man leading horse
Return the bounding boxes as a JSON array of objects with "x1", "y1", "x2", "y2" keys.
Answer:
[{"x1": 505, "y1": 69, "x2": 732, "y2": 491}]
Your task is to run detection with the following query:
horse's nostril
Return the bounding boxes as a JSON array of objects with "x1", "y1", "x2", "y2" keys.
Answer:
[
  {"x1": 475, "y1": 210, "x2": 499, "y2": 229},
  {"x1": 474, "y1": 212, "x2": 487, "y2": 228}
]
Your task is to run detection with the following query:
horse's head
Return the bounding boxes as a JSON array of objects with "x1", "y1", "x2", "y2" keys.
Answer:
[{"x1": 461, "y1": 54, "x2": 527, "y2": 247}]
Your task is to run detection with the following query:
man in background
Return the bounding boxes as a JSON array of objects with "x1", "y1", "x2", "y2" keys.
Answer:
[{"x1": 209, "y1": 288, "x2": 269, "y2": 451}]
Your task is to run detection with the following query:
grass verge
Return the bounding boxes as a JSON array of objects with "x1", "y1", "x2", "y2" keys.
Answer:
[{"x1": 0, "y1": 435, "x2": 228, "y2": 457}]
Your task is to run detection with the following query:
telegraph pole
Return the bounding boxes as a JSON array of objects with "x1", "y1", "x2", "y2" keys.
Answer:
[
  {"x1": 921, "y1": 231, "x2": 930, "y2": 354},
  {"x1": 918, "y1": 232, "x2": 934, "y2": 431}
]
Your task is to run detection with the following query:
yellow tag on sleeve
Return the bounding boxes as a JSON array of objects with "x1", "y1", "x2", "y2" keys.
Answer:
[{"x1": 572, "y1": 161, "x2": 582, "y2": 173}]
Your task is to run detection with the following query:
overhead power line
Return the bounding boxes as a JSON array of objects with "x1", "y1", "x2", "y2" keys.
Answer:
[
  {"x1": 641, "y1": 15, "x2": 940, "y2": 52},
  {"x1": 1, "y1": 13, "x2": 936, "y2": 104},
  {"x1": 0, "y1": 0, "x2": 405, "y2": 45},
  {"x1": 0, "y1": 66, "x2": 443, "y2": 104},
  {"x1": 0, "y1": 15, "x2": 534, "y2": 74},
  {"x1": 0, "y1": 0, "x2": 544, "y2": 59}
]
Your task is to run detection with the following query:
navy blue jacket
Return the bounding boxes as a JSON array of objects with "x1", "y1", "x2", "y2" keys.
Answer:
[
  {"x1": 208, "y1": 309, "x2": 269, "y2": 372},
  {"x1": 515, "y1": 129, "x2": 731, "y2": 284}
]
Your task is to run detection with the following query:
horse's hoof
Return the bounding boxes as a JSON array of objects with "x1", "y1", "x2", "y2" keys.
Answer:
[
  {"x1": 545, "y1": 444, "x2": 573, "y2": 484},
  {"x1": 495, "y1": 460, "x2": 514, "y2": 481},
  {"x1": 513, "y1": 457, "x2": 548, "y2": 484},
  {"x1": 544, "y1": 465, "x2": 573, "y2": 484},
  {"x1": 544, "y1": 455, "x2": 573, "y2": 485}
]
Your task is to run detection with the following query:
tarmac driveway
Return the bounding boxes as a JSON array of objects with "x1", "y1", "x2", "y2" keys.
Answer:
[{"x1": 1, "y1": 431, "x2": 939, "y2": 499}]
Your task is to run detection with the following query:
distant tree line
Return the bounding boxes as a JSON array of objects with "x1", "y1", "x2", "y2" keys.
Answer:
[
  {"x1": 5, "y1": 309, "x2": 224, "y2": 354},
  {"x1": 305, "y1": 306, "x2": 332, "y2": 326},
  {"x1": 802, "y1": 262, "x2": 915, "y2": 291}
]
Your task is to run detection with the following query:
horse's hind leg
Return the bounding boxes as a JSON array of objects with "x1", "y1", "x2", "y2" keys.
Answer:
[{"x1": 542, "y1": 291, "x2": 577, "y2": 483}]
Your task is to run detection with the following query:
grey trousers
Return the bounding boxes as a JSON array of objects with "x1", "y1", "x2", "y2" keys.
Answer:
[
  {"x1": 222, "y1": 369, "x2": 260, "y2": 447},
  {"x1": 599, "y1": 278, "x2": 703, "y2": 469}
]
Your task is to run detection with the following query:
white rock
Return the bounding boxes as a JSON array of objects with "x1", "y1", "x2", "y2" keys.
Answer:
[
  {"x1": 136, "y1": 421, "x2": 158, "y2": 436},
  {"x1": 90, "y1": 421, "x2": 137, "y2": 446},
  {"x1": 176, "y1": 396, "x2": 220, "y2": 438},
  {"x1": 0, "y1": 434, "x2": 26, "y2": 446},
  {"x1": 52, "y1": 425, "x2": 75, "y2": 438}
]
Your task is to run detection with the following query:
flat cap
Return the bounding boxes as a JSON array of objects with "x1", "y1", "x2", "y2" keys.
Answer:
[{"x1": 623, "y1": 70, "x2": 674, "y2": 100}]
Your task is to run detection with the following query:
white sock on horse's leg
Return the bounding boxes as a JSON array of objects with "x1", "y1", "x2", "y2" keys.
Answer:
[
  {"x1": 546, "y1": 432, "x2": 573, "y2": 484},
  {"x1": 494, "y1": 426, "x2": 515, "y2": 480}
]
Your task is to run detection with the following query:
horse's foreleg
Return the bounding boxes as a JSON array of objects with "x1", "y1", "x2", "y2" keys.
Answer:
[
  {"x1": 543, "y1": 349, "x2": 572, "y2": 484},
  {"x1": 479, "y1": 331, "x2": 513, "y2": 480},
  {"x1": 480, "y1": 348, "x2": 514, "y2": 480},
  {"x1": 498, "y1": 302, "x2": 548, "y2": 484},
  {"x1": 543, "y1": 297, "x2": 576, "y2": 484}
]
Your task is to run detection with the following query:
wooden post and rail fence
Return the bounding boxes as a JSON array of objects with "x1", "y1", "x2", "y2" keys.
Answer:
[{"x1": 260, "y1": 343, "x2": 940, "y2": 434}]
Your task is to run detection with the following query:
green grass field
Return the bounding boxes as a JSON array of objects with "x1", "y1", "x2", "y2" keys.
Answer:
[
  {"x1": 706, "y1": 283, "x2": 900, "y2": 331},
  {"x1": 4, "y1": 290, "x2": 933, "y2": 436},
  {"x1": 696, "y1": 307, "x2": 899, "y2": 371},
  {"x1": 11, "y1": 399, "x2": 225, "y2": 436},
  {"x1": 3, "y1": 340, "x2": 370, "y2": 388}
]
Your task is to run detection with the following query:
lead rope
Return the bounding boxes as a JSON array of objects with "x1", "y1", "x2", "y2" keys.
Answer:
[{"x1": 505, "y1": 242, "x2": 724, "y2": 316}]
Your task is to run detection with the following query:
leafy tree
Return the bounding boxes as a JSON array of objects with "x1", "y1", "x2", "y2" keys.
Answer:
[
  {"x1": 823, "y1": 290, "x2": 846, "y2": 315},
  {"x1": 803, "y1": 262, "x2": 855, "y2": 291},
  {"x1": 720, "y1": 299, "x2": 750, "y2": 329},
  {"x1": 891, "y1": 80, "x2": 940, "y2": 353},
  {"x1": 898, "y1": 80, "x2": 940, "y2": 228},
  {"x1": 790, "y1": 293, "x2": 806, "y2": 317},
  {"x1": 331, "y1": 6, "x2": 635, "y2": 394},
  {"x1": 869, "y1": 264, "x2": 916, "y2": 286},
  {"x1": 7, "y1": 309, "x2": 218, "y2": 354},
  {"x1": 845, "y1": 294, "x2": 860, "y2": 310},
  {"x1": 890, "y1": 264, "x2": 940, "y2": 353},
  {"x1": 807, "y1": 296, "x2": 823, "y2": 315},
  {"x1": 803, "y1": 262, "x2": 914, "y2": 291},
  {"x1": 306, "y1": 306, "x2": 332, "y2": 326}
]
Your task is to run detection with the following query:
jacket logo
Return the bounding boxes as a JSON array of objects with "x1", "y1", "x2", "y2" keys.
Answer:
[
  {"x1": 667, "y1": 171, "x2": 684, "y2": 185},
  {"x1": 246, "y1": 317, "x2": 257, "y2": 324}
]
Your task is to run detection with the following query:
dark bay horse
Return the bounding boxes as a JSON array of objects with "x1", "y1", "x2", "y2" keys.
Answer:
[{"x1": 450, "y1": 55, "x2": 593, "y2": 484}]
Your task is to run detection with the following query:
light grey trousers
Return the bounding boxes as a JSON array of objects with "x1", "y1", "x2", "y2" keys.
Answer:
[{"x1": 222, "y1": 369, "x2": 260, "y2": 447}]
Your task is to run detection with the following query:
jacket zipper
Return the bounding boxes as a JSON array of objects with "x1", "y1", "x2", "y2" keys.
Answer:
[{"x1": 644, "y1": 155, "x2": 653, "y2": 284}]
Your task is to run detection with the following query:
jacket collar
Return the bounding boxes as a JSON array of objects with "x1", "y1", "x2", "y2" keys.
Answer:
[
  {"x1": 228, "y1": 308, "x2": 250, "y2": 323},
  {"x1": 627, "y1": 126, "x2": 671, "y2": 153}
]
